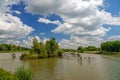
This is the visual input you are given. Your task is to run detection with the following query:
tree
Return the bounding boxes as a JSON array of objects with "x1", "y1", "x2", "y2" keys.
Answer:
[
  {"x1": 38, "y1": 42, "x2": 47, "y2": 54},
  {"x1": 30, "y1": 37, "x2": 47, "y2": 55},
  {"x1": 100, "y1": 40, "x2": 120, "y2": 52},
  {"x1": 0, "y1": 44, "x2": 27, "y2": 52},
  {"x1": 85, "y1": 46, "x2": 98, "y2": 51},
  {"x1": 45, "y1": 38, "x2": 59, "y2": 57},
  {"x1": 77, "y1": 46, "x2": 84, "y2": 53},
  {"x1": 30, "y1": 37, "x2": 39, "y2": 54}
]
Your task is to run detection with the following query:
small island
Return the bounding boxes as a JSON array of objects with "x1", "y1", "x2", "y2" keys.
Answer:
[{"x1": 20, "y1": 37, "x2": 63, "y2": 60}]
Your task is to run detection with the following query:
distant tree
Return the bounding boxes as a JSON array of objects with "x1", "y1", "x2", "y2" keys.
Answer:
[
  {"x1": 0, "y1": 44, "x2": 28, "y2": 52},
  {"x1": 77, "y1": 46, "x2": 84, "y2": 53},
  {"x1": 85, "y1": 46, "x2": 98, "y2": 51},
  {"x1": 101, "y1": 40, "x2": 120, "y2": 52}
]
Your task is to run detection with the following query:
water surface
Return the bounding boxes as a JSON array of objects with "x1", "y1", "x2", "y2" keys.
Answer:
[{"x1": 0, "y1": 53, "x2": 120, "y2": 80}]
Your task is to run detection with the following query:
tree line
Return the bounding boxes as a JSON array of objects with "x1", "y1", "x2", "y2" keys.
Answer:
[
  {"x1": 61, "y1": 46, "x2": 98, "y2": 53},
  {"x1": 101, "y1": 40, "x2": 120, "y2": 52},
  {"x1": 0, "y1": 44, "x2": 29, "y2": 52},
  {"x1": 77, "y1": 46, "x2": 98, "y2": 53}
]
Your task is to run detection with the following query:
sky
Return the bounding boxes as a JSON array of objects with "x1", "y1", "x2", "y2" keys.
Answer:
[{"x1": 0, "y1": 0, "x2": 120, "y2": 49}]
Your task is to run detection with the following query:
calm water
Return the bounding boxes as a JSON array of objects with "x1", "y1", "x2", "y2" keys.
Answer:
[{"x1": 0, "y1": 53, "x2": 120, "y2": 80}]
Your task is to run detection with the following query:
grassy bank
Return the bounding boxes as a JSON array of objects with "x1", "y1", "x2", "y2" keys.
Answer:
[
  {"x1": 0, "y1": 68, "x2": 18, "y2": 80},
  {"x1": 83, "y1": 51, "x2": 98, "y2": 54},
  {"x1": 96, "y1": 51, "x2": 120, "y2": 58},
  {"x1": 0, "y1": 66, "x2": 32, "y2": 80}
]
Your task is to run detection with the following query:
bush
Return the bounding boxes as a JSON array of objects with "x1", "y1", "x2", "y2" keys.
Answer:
[
  {"x1": 38, "y1": 53, "x2": 48, "y2": 58},
  {"x1": 15, "y1": 66, "x2": 32, "y2": 80},
  {"x1": 57, "y1": 50, "x2": 63, "y2": 57},
  {"x1": 20, "y1": 53, "x2": 30, "y2": 59},
  {"x1": 20, "y1": 53, "x2": 39, "y2": 59},
  {"x1": 0, "y1": 68, "x2": 18, "y2": 80}
]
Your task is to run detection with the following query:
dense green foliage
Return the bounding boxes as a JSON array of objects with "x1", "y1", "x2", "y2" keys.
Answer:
[
  {"x1": 57, "y1": 50, "x2": 63, "y2": 57},
  {"x1": 45, "y1": 38, "x2": 59, "y2": 57},
  {"x1": 61, "y1": 49, "x2": 78, "y2": 52},
  {"x1": 0, "y1": 68, "x2": 18, "y2": 80},
  {"x1": 30, "y1": 38, "x2": 47, "y2": 54},
  {"x1": 21, "y1": 37, "x2": 62, "y2": 59},
  {"x1": 0, "y1": 44, "x2": 29, "y2": 52},
  {"x1": 77, "y1": 46, "x2": 84, "y2": 53},
  {"x1": 101, "y1": 40, "x2": 120, "y2": 52},
  {"x1": 77, "y1": 46, "x2": 98, "y2": 53},
  {"x1": 20, "y1": 53, "x2": 39, "y2": 59},
  {"x1": 15, "y1": 66, "x2": 32, "y2": 80},
  {"x1": 85, "y1": 46, "x2": 98, "y2": 51},
  {"x1": 61, "y1": 46, "x2": 98, "y2": 53}
]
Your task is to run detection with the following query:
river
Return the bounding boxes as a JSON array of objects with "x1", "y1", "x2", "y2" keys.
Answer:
[{"x1": 0, "y1": 53, "x2": 120, "y2": 80}]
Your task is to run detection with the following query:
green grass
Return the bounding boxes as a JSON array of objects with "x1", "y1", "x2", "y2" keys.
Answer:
[
  {"x1": 84, "y1": 51, "x2": 98, "y2": 54},
  {"x1": 0, "y1": 68, "x2": 18, "y2": 80},
  {"x1": 15, "y1": 66, "x2": 32, "y2": 80}
]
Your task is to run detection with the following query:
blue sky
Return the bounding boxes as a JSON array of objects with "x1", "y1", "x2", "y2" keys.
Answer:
[{"x1": 0, "y1": 0, "x2": 120, "y2": 49}]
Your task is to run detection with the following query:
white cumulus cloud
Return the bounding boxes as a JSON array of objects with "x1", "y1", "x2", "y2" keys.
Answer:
[
  {"x1": 0, "y1": 0, "x2": 34, "y2": 47},
  {"x1": 0, "y1": 14, "x2": 34, "y2": 39},
  {"x1": 38, "y1": 17, "x2": 61, "y2": 25}
]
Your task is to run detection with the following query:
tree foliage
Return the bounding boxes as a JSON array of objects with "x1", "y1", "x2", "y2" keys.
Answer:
[
  {"x1": 77, "y1": 46, "x2": 84, "y2": 53},
  {"x1": 28, "y1": 37, "x2": 60, "y2": 58},
  {"x1": 101, "y1": 40, "x2": 120, "y2": 52},
  {"x1": 85, "y1": 46, "x2": 98, "y2": 51},
  {"x1": 0, "y1": 44, "x2": 28, "y2": 52},
  {"x1": 45, "y1": 38, "x2": 59, "y2": 57},
  {"x1": 30, "y1": 37, "x2": 46, "y2": 54}
]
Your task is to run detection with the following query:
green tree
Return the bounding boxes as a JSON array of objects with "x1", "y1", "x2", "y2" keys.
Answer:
[
  {"x1": 85, "y1": 46, "x2": 98, "y2": 51},
  {"x1": 30, "y1": 37, "x2": 47, "y2": 58},
  {"x1": 77, "y1": 46, "x2": 84, "y2": 53},
  {"x1": 100, "y1": 40, "x2": 120, "y2": 52},
  {"x1": 0, "y1": 44, "x2": 27, "y2": 52},
  {"x1": 45, "y1": 38, "x2": 59, "y2": 57},
  {"x1": 30, "y1": 37, "x2": 39, "y2": 54}
]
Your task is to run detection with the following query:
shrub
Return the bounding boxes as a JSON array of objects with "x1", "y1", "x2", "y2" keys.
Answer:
[
  {"x1": 57, "y1": 50, "x2": 63, "y2": 57},
  {"x1": 20, "y1": 53, "x2": 30, "y2": 59},
  {"x1": 38, "y1": 53, "x2": 48, "y2": 58},
  {"x1": 15, "y1": 66, "x2": 32, "y2": 80}
]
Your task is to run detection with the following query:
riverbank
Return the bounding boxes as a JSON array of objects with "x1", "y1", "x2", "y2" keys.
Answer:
[
  {"x1": 82, "y1": 51, "x2": 120, "y2": 59},
  {"x1": 102, "y1": 53, "x2": 120, "y2": 58},
  {"x1": 96, "y1": 51, "x2": 120, "y2": 58}
]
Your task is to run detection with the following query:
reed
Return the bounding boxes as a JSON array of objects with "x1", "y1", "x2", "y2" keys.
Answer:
[{"x1": 15, "y1": 66, "x2": 32, "y2": 80}]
